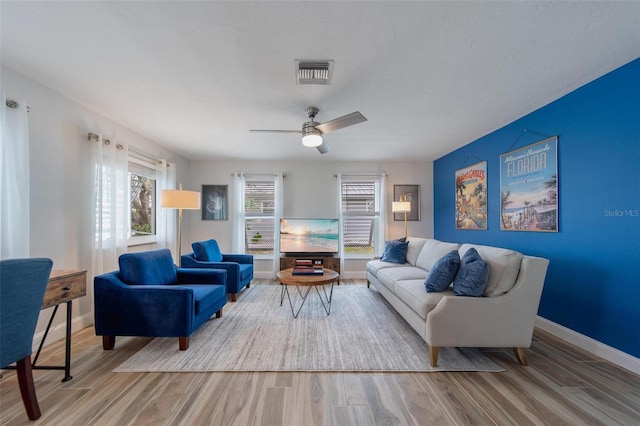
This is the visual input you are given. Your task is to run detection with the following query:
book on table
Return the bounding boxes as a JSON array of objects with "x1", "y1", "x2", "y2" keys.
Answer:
[{"x1": 292, "y1": 265, "x2": 324, "y2": 275}]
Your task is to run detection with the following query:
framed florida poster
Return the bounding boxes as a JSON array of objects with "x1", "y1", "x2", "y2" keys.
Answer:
[
  {"x1": 455, "y1": 161, "x2": 487, "y2": 230},
  {"x1": 500, "y1": 136, "x2": 558, "y2": 232}
]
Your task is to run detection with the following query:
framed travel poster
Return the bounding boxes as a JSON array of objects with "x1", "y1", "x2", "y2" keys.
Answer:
[
  {"x1": 455, "y1": 161, "x2": 487, "y2": 230},
  {"x1": 202, "y1": 185, "x2": 228, "y2": 220},
  {"x1": 500, "y1": 136, "x2": 558, "y2": 232}
]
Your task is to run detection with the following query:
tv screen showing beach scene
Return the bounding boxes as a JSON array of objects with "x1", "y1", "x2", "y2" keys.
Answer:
[{"x1": 280, "y1": 218, "x2": 339, "y2": 254}]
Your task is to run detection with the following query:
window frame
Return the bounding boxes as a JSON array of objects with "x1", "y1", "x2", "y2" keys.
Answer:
[
  {"x1": 340, "y1": 176, "x2": 383, "y2": 259},
  {"x1": 243, "y1": 178, "x2": 277, "y2": 258},
  {"x1": 127, "y1": 156, "x2": 158, "y2": 246}
]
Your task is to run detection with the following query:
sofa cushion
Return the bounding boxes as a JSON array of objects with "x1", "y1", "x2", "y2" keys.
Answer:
[
  {"x1": 459, "y1": 244, "x2": 523, "y2": 297},
  {"x1": 405, "y1": 237, "x2": 429, "y2": 266},
  {"x1": 192, "y1": 240, "x2": 223, "y2": 262},
  {"x1": 366, "y1": 259, "x2": 404, "y2": 276},
  {"x1": 380, "y1": 239, "x2": 409, "y2": 264},
  {"x1": 425, "y1": 250, "x2": 460, "y2": 293},
  {"x1": 415, "y1": 239, "x2": 461, "y2": 271},
  {"x1": 395, "y1": 280, "x2": 453, "y2": 320},
  {"x1": 119, "y1": 249, "x2": 177, "y2": 285},
  {"x1": 376, "y1": 267, "x2": 427, "y2": 292},
  {"x1": 453, "y1": 248, "x2": 489, "y2": 297}
]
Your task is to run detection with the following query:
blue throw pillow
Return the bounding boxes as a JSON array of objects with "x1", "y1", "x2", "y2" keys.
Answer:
[
  {"x1": 380, "y1": 239, "x2": 409, "y2": 264},
  {"x1": 453, "y1": 248, "x2": 489, "y2": 297},
  {"x1": 424, "y1": 250, "x2": 460, "y2": 292}
]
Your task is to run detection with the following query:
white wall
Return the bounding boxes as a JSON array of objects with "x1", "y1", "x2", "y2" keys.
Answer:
[
  {"x1": 2, "y1": 66, "x2": 190, "y2": 345},
  {"x1": 189, "y1": 159, "x2": 433, "y2": 278}
]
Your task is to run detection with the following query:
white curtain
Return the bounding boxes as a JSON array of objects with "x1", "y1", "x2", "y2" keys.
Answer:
[
  {"x1": 272, "y1": 173, "x2": 284, "y2": 276},
  {"x1": 0, "y1": 95, "x2": 30, "y2": 259},
  {"x1": 232, "y1": 173, "x2": 246, "y2": 253},
  {"x1": 91, "y1": 136, "x2": 129, "y2": 277},
  {"x1": 335, "y1": 172, "x2": 345, "y2": 272},
  {"x1": 156, "y1": 160, "x2": 177, "y2": 262},
  {"x1": 377, "y1": 172, "x2": 387, "y2": 257}
]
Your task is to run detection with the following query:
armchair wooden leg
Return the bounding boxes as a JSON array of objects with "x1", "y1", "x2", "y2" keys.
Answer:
[
  {"x1": 102, "y1": 336, "x2": 115, "y2": 350},
  {"x1": 229, "y1": 293, "x2": 237, "y2": 302},
  {"x1": 216, "y1": 308, "x2": 223, "y2": 318},
  {"x1": 16, "y1": 356, "x2": 41, "y2": 420},
  {"x1": 429, "y1": 346, "x2": 440, "y2": 367},
  {"x1": 513, "y1": 347, "x2": 528, "y2": 366},
  {"x1": 179, "y1": 337, "x2": 189, "y2": 351},
  {"x1": 246, "y1": 283, "x2": 251, "y2": 288}
]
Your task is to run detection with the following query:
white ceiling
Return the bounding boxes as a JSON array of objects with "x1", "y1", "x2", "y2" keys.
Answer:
[{"x1": 2, "y1": 1, "x2": 639, "y2": 161}]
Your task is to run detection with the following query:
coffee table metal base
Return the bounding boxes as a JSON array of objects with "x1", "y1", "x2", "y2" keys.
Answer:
[{"x1": 280, "y1": 282, "x2": 335, "y2": 318}]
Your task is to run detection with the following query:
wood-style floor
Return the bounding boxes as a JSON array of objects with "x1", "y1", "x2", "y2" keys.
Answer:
[{"x1": 1, "y1": 280, "x2": 639, "y2": 425}]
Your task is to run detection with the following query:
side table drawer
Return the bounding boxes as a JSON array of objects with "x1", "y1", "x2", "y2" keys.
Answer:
[{"x1": 42, "y1": 270, "x2": 87, "y2": 309}]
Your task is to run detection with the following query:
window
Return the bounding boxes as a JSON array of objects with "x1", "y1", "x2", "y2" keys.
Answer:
[
  {"x1": 128, "y1": 156, "x2": 158, "y2": 245},
  {"x1": 244, "y1": 179, "x2": 276, "y2": 255},
  {"x1": 340, "y1": 176, "x2": 383, "y2": 257}
]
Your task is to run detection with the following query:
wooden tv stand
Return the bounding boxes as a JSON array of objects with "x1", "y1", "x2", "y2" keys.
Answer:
[{"x1": 279, "y1": 255, "x2": 340, "y2": 276}]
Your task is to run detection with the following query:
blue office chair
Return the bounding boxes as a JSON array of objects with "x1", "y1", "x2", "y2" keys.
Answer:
[{"x1": 1, "y1": 258, "x2": 53, "y2": 421}]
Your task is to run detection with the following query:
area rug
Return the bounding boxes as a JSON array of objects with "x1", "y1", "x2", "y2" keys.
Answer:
[{"x1": 114, "y1": 284, "x2": 503, "y2": 373}]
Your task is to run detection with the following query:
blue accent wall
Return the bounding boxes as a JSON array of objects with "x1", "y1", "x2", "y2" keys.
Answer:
[{"x1": 434, "y1": 58, "x2": 640, "y2": 358}]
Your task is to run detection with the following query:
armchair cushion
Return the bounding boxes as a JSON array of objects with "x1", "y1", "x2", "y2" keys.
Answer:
[
  {"x1": 119, "y1": 249, "x2": 177, "y2": 285},
  {"x1": 192, "y1": 239, "x2": 223, "y2": 262}
]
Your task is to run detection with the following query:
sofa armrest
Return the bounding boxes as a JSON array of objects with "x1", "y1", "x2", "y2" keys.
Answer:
[
  {"x1": 222, "y1": 254, "x2": 253, "y2": 264},
  {"x1": 176, "y1": 268, "x2": 227, "y2": 286},
  {"x1": 426, "y1": 256, "x2": 549, "y2": 348}
]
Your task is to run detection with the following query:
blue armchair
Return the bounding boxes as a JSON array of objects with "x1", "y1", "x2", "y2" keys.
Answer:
[
  {"x1": 94, "y1": 248, "x2": 227, "y2": 351},
  {"x1": 181, "y1": 239, "x2": 253, "y2": 302},
  {"x1": 1, "y1": 258, "x2": 53, "y2": 421}
]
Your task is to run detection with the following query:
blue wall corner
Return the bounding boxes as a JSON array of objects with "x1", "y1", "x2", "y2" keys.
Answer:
[{"x1": 434, "y1": 58, "x2": 640, "y2": 358}]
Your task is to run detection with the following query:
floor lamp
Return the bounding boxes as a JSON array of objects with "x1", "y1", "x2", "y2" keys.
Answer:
[
  {"x1": 161, "y1": 184, "x2": 201, "y2": 261},
  {"x1": 392, "y1": 200, "x2": 411, "y2": 239}
]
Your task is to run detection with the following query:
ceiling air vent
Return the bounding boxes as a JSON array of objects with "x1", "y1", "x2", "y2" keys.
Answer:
[{"x1": 296, "y1": 60, "x2": 333, "y2": 85}]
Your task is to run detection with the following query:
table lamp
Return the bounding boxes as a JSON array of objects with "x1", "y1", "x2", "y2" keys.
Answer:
[{"x1": 161, "y1": 184, "x2": 201, "y2": 259}]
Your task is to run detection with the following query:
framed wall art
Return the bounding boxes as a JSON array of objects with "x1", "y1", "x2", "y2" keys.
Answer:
[
  {"x1": 202, "y1": 185, "x2": 228, "y2": 220},
  {"x1": 455, "y1": 161, "x2": 487, "y2": 230},
  {"x1": 500, "y1": 136, "x2": 558, "y2": 232},
  {"x1": 393, "y1": 184, "x2": 420, "y2": 221}
]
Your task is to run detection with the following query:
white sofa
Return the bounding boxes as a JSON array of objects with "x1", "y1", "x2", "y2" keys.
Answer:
[{"x1": 366, "y1": 237, "x2": 549, "y2": 367}]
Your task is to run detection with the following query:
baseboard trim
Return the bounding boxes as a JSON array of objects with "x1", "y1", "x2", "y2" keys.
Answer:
[
  {"x1": 535, "y1": 316, "x2": 639, "y2": 375},
  {"x1": 32, "y1": 312, "x2": 94, "y2": 351}
]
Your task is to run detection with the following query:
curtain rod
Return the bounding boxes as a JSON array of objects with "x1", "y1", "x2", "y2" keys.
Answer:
[{"x1": 5, "y1": 99, "x2": 30, "y2": 112}]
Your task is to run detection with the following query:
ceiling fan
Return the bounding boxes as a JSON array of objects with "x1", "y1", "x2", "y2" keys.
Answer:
[{"x1": 250, "y1": 106, "x2": 367, "y2": 154}]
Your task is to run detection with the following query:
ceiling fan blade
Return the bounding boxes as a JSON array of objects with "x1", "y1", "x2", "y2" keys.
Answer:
[
  {"x1": 314, "y1": 111, "x2": 367, "y2": 134},
  {"x1": 249, "y1": 129, "x2": 301, "y2": 133},
  {"x1": 316, "y1": 141, "x2": 330, "y2": 154}
]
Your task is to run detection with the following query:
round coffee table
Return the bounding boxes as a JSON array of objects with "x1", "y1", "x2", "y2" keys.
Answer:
[{"x1": 277, "y1": 268, "x2": 339, "y2": 318}]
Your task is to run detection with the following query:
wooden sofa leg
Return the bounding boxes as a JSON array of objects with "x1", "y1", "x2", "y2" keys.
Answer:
[
  {"x1": 102, "y1": 336, "x2": 115, "y2": 350},
  {"x1": 16, "y1": 356, "x2": 41, "y2": 420},
  {"x1": 179, "y1": 337, "x2": 189, "y2": 351},
  {"x1": 429, "y1": 346, "x2": 440, "y2": 367},
  {"x1": 366, "y1": 280, "x2": 370, "y2": 288},
  {"x1": 229, "y1": 293, "x2": 237, "y2": 302},
  {"x1": 513, "y1": 347, "x2": 528, "y2": 366},
  {"x1": 216, "y1": 308, "x2": 223, "y2": 318}
]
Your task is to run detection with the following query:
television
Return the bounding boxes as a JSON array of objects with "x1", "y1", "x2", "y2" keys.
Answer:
[{"x1": 280, "y1": 218, "x2": 339, "y2": 255}]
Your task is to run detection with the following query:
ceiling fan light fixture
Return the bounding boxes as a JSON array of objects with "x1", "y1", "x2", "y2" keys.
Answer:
[{"x1": 302, "y1": 132, "x2": 323, "y2": 147}]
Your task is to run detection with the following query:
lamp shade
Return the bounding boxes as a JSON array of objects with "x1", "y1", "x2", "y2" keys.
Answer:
[
  {"x1": 392, "y1": 201, "x2": 411, "y2": 213},
  {"x1": 161, "y1": 189, "x2": 201, "y2": 210}
]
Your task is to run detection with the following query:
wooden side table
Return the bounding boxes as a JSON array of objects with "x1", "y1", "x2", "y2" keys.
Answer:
[
  {"x1": 276, "y1": 268, "x2": 339, "y2": 318},
  {"x1": 33, "y1": 269, "x2": 87, "y2": 382}
]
